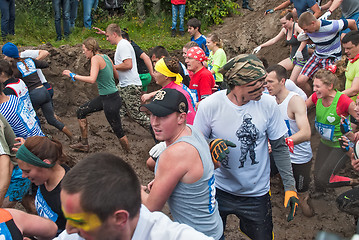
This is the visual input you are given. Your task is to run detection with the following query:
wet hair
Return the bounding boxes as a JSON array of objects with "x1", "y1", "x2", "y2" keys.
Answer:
[
  {"x1": 208, "y1": 33, "x2": 223, "y2": 48},
  {"x1": 0, "y1": 59, "x2": 13, "y2": 77},
  {"x1": 298, "y1": 12, "x2": 316, "y2": 28},
  {"x1": 163, "y1": 56, "x2": 180, "y2": 75},
  {"x1": 149, "y1": 46, "x2": 170, "y2": 58},
  {"x1": 266, "y1": 64, "x2": 287, "y2": 81},
  {"x1": 24, "y1": 136, "x2": 67, "y2": 165},
  {"x1": 61, "y1": 153, "x2": 141, "y2": 221},
  {"x1": 342, "y1": 30, "x2": 359, "y2": 46},
  {"x1": 313, "y1": 68, "x2": 337, "y2": 87},
  {"x1": 183, "y1": 41, "x2": 199, "y2": 50},
  {"x1": 121, "y1": 28, "x2": 130, "y2": 41},
  {"x1": 280, "y1": 9, "x2": 294, "y2": 20},
  {"x1": 83, "y1": 38, "x2": 100, "y2": 55},
  {"x1": 187, "y1": 18, "x2": 201, "y2": 32},
  {"x1": 106, "y1": 23, "x2": 122, "y2": 36}
]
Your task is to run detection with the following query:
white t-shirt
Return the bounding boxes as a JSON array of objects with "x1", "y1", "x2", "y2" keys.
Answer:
[
  {"x1": 53, "y1": 205, "x2": 213, "y2": 240},
  {"x1": 285, "y1": 79, "x2": 307, "y2": 100},
  {"x1": 114, "y1": 39, "x2": 142, "y2": 87},
  {"x1": 20, "y1": 50, "x2": 48, "y2": 84},
  {"x1": 132, "y1": 205, "x2": 214, "y2": 240},
  {"x1": 194, "y1": 91, "x2": 287, "y2": 197}
]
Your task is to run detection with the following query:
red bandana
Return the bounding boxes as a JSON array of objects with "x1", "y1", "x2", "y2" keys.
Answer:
[
  {"x1": 187, "y1": 47, "x2": 208, "y2": 62},
  {"x1": 349, "y1": 53, "x2": 359, "y2": 64}
]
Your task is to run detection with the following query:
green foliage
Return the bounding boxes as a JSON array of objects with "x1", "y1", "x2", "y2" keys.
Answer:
[
  {"x1": 11, "y1": 0, "x2": 236, "y2": 51},
  {"x1": 186, "y1": 0, "x2": 240, "y2": 25}
]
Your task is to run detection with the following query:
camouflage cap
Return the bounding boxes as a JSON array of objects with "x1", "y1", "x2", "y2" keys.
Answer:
[{"x1": 219, "y1": 54, "x2": 266, "y2": 86}]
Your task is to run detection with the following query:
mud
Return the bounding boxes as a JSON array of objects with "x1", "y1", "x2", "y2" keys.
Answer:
[{"x1": 11, "y1": 0, "x2": 359, "y2": 238}]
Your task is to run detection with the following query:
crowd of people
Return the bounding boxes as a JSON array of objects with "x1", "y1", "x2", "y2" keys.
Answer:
[{"x1": 0, "y1": 0, "x2": 359, "y2": 239}]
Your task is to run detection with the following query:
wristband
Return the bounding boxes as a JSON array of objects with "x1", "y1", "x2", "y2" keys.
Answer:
[{"x1": 69, "y1": 72, "x2": 76, "y2": 82}]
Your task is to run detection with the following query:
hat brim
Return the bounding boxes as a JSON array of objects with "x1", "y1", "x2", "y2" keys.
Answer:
[{"x1": 140, "y1": 103, "x2": 174, "y2": 117}]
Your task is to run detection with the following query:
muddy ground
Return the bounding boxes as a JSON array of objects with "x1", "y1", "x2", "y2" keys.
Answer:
[{"x1": 11, "y1": 0, "x2": 359, "y2": 238}]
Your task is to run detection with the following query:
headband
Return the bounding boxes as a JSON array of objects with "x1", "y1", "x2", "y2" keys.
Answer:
[
  {"x1": 16, "y1": 144, "x2": 55, "y2": 168},
  {"x1": 155, "y1": 58, "x2": 183, "y2": 85}
]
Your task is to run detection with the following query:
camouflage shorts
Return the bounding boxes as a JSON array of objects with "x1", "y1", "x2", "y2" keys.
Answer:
[{"x1": 118, "y1": 84, "x2": 150, "y2": 130}]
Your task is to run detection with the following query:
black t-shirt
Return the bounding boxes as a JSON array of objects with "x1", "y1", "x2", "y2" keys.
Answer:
[
  {"x1": 131, "y1": 40, "x2": 149, "y2": 74},
  {"x1": 35, "y1": 164, "x2": 69, "y2": 234}
]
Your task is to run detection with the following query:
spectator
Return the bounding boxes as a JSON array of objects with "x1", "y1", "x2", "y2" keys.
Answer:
[
  {"x1": 52, "y1": 0, "x2": 70, "y2": 41},
  {"x1": 0, "y1": 0, "x2": 15, "y2": 40}
]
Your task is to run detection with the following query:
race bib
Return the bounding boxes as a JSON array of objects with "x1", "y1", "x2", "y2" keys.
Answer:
[
  {"x1": 17, "y1": 100, "x2": 36, "y2": 132},
  {"x1": 17, "y1": 59, "x2": 37, "y2": 77},
  {"x1": 315, "y1": 120, "x2": 335, "y2": 141}
]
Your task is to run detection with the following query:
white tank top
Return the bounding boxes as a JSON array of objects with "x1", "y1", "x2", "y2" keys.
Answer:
[{"x1": 278, "y1": 91, "x2": 312, "y2": 164}]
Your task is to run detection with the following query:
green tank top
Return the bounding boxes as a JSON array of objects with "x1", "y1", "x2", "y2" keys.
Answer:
[
  {"x1": 314, "y1": 91, "x2": 343, "y2": 148},
  {"x1": 96, "y1": 54, "x2": 118, "y2": 96}
]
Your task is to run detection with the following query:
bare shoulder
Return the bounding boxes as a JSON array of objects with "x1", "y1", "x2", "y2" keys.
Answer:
[
  {"x1": 160, "y1": 141, "x2": 199, "y2": 166},
  {"x1": 289, "y1": 95, "x2": 306, "y2": 113}
]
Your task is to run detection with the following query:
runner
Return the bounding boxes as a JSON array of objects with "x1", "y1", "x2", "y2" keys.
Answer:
[
  {"x1": 1, "y1": 42, "x2": 73, "y2": 141},
  {"x1": 140, "y1": 88, "x2": 223, "y2": 240},
  {"x1": 206, "y1": 33, "x2": 227, "y2": 90},
  {"x1": 193, "y1": 54, "x2": 298, "y2": 239},
  {"x1": 253, "y1": 10, "x2": 309, "y2": 83},
  {"x1": 306, "y1": 68, "x2": 358, "y2": 190},
  {"x1": 141, "y1": 56, "x2": 196, "y2": 124},
  {"x1": 105, "y1": 23, "x2": 151, "y2": 131},
  {"x1": 296, "y1": 12, "x2": 357, "y2": 96},
  {"x1": 15, "y1": 136, "x2": 73, "y2": 235},
  {"x1": 63, "y1": 37, "x2": 130, "y2": 153},
  {"x1": 185, "y1": 46, "x2": 215, "y2": 103},
  {"x1": 61, "y1": 152, "x2": 214, "y2": 240},
  {"x1": 265, "y1": 64, "x2": 314, "y2": 217},
  {"x1": 0, "y1": 59, "x2": 41, "y2": 137}
]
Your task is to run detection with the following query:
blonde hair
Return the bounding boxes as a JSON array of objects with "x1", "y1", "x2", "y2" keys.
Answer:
[
  {"x1": 83, "y1": 38, "x2": 100, "y2": 55},
  {"x1": 106, "y1": 23, "x2": 122, "y2": 36},
  {"x1": 313, "y1": 69, "x2": 337, "y2": 88},
  {"x1": 298, "y1": 12, "x2": 317, "y2": 28},
  {"x1": 208, "y1": 33, "x2": 223, "y2": 48}
]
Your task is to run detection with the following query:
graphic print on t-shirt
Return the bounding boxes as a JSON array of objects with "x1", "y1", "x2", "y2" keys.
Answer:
[{"x1": 236, "y1": 113, "x2": 259, "y2": 168}]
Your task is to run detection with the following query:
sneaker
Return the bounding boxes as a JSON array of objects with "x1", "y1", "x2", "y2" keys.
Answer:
[
  {"x1": 180, "y1": 31, "x2": 185, "y2": 36},
  {"x1": 171, "y1": 29, "x2": 176, "y2": 37},
  {"x1": 69, "y1": 141, "x2": 89, "y2": 152},
  {"x1": 243, "y1": 5, "x2": 254, "y2": 11}
]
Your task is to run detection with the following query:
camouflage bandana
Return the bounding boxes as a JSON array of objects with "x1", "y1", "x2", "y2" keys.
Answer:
[{"x1": 219, "y1": 54, "x2": 266, "y2": 86}]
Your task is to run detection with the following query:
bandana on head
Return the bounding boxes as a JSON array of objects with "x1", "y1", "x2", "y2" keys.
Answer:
[
  {"x1": 154, "y1": 58, "x2": 183, "y2": 85},
  {"x1": 325, "y1": 65, "x2": 337, "y2": 74},
  {"x1": 187, "y1": 47, "x2": 208, "y2": 62},
  {"x1": 16, "y1": 144, "x2": 55, "y2": 168}
]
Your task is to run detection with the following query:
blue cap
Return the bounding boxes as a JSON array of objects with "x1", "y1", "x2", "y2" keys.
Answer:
[{"x1": 2, "y1": 42, "x2": 19, "y2": 58}]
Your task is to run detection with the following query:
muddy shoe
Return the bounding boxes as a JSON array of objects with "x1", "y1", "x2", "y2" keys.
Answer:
[
  {"x1": 298, "y1": 192, "x2": 315, "y2": 217},
  {"x1": 69, "y1": 141, "x2": 89, "y2": 152}
]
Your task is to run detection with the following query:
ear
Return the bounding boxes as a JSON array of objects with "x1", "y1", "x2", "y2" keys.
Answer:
[
  {"x1": 113, "y1": 210, "x2": 129, "y2": 228},
  {"x1": 43, "y1": 159, "x2": 52, "y2": 164},
  {"x1": 280, "y1": 78, "x2": 286, "y2": 85},
  {"x1": 177, "y1": 112, "x2": 187, "y2": 125}
]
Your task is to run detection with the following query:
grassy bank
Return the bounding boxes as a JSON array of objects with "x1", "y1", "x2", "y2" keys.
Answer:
[{"x1": 8, "y1": 11, "x2": 191, "y2": 52}]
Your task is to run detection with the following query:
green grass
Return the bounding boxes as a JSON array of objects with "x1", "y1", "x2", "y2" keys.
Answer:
[{"x1": 8, "y1": 11, "x2": 190, "y2": 52}]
